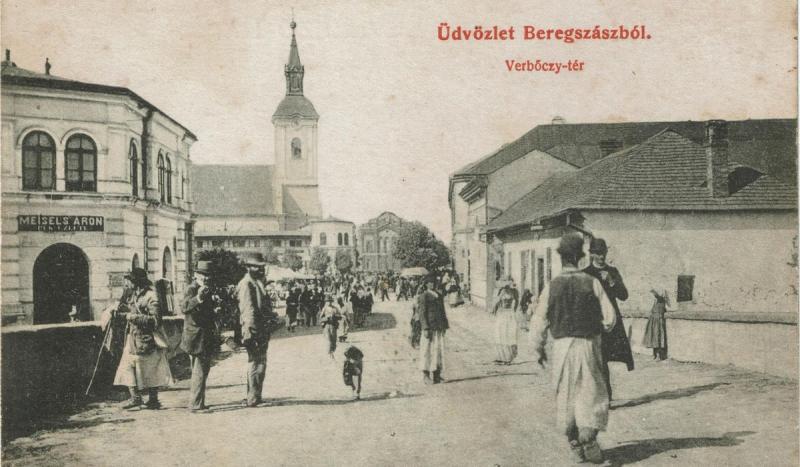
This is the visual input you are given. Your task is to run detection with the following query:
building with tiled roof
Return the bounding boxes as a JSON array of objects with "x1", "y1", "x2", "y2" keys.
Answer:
[
  {"x1": 481, "y1": 120, "x2": 798, "y2": 377},
  {"x1": 192, "y1": 21, "x2": 349, "y2": 271},
  {"x1": 449, "y1": 117, "x2": 797, "y2": 309}
]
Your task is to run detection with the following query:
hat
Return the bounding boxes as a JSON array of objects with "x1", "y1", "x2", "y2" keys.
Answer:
[
  {"x1": 124, "y1": 267, "x2": 151, "y2": 286},
  {"x1": 242, "y1": 252, "x2": 267, "y2": 267},
  {"x1": 556, "y1": 233, "x2": 585, "y2": 258},
  {"x1": 589, "y1": 238, "x2": 608, "y2": 254},
  {"x1": 195, "y1": 260, "x2": 213, "y2": 275}
]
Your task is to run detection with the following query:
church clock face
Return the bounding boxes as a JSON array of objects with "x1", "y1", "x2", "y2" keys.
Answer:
[{"x1": 292, "y1": 117, "x2": 300, "y2": 128}]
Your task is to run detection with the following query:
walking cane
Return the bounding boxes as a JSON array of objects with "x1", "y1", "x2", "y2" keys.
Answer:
[{"x1": 85, "y1": 322, "x2": 114, "y2": 396}]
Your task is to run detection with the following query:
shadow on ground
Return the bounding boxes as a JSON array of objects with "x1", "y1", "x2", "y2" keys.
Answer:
[
  {"x1": 205, "y1": 391, "x2": 417, "y2": 413},
  {"x1": 271, "y1": 312, "x2": 398, "y2": 340},
  {"x1": 611, "y1": 382, "x2": 730, "y2": 410},
  {"x1": 445, "y1": 372, "x2": 537, "y2": 384},
  {"x1": 604, "y1": 431, "x2": 755, "y2": 466}
]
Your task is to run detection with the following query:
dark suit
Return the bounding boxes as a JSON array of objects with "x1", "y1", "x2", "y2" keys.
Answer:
[
  {"x1": 583, "y1": 263, "x2": 634, "y2": 400},
  {"x1": 181, "y1": 280, "x2": 218, "y2": 410},
  {"x1": 237, "y1": 275, "x2": 275, "y2": 406}
]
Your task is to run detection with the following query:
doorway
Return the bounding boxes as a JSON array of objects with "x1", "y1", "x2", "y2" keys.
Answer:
[{"x1": 33, "y1": 243, "x2": 90, "y2": 324}]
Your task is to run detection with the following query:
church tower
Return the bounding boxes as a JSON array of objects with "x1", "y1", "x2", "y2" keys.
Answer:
[{"x1": 272, "y1": 20, "x2": 322, "y2": 229}]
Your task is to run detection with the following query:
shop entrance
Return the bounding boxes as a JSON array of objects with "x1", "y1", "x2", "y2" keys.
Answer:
[{"x1": 33, "y1": 243, "x2": 90, "y2": 324}]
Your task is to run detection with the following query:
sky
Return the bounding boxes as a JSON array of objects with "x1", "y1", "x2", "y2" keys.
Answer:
[{"x1": 2, "y1": 0, "x2": 796, "y2": 240}]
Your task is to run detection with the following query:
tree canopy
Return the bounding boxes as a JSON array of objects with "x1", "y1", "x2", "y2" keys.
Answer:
[
  {"x1": 392, "y1": 221, "x2": 451, "y2": 272},
  {"x1": 335, "y1": 249, "x2": 354, "y2": 274},
  {"x1": 281, "y1": 251, "x2": 304, "y2": 271},
  {"x1": 309, "y1": 248, "x2": 332, "y2": 275},
  {"x1": 196, "y1": 248, "x2": 244, "y2": 286}
]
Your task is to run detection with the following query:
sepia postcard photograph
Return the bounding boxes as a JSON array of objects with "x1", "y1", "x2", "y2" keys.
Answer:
[{"x1": 0, "y1": 0, "x2": 798, "y2": 465}]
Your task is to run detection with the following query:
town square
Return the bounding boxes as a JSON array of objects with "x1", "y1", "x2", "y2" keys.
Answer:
[{"x1": 1, "y1": 1, "x2": 798, "y2": 466}]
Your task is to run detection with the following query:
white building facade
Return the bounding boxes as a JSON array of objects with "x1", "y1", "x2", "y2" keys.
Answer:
[{"x1": 1, "y1": 52, "x2": 196, "y2": 325}]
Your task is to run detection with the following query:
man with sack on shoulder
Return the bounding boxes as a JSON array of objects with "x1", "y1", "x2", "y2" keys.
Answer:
[{"x1": 114, "y1": 267, "x2": 173, "y2": 410}]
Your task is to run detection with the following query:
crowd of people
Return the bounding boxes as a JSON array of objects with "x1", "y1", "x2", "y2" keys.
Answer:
[{"x1": 102, "y1": 235, "x2": 661, "y2": 463}]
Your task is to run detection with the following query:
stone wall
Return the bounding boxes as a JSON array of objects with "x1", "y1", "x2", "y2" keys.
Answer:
[
  {"x1": 1, "y1": 317, "x2": 185, "y2": 432},
  {"x1": 624, "y1": 312, "x2": 798, "y2": 379}
]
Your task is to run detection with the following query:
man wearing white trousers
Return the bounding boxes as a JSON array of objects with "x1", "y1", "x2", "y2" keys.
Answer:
[
  {"x1": 529, "y1": 233, "x2": 616, "y2": 464},
  {"x1": 418, "y1": 276, "x2": 449, "y2": 384}
]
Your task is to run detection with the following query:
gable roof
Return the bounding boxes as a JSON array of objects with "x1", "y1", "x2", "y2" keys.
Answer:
[
  {"x1": 191, "y1": 165, "x2": 275, "y2": 216},
  {"x1": 453, "y1": 119, "x2": 797, "y2": 183},
  {"x1": 488, "y1": 129, "x2": 798, "y2": 233},
  {"x1": 2, "y1": 62, "x2": 197, "y2": 140}
]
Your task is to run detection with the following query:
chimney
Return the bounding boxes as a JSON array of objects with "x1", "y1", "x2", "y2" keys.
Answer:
[
  {"x1": 705, "y1": 120, "x2": 729, "y2": 198},
  {"x1": 2, "y1": 49, "x2": 11, "y2": 67},
  {"x1": 45, "y1": 58, "x2": 51, "y2": 75}
]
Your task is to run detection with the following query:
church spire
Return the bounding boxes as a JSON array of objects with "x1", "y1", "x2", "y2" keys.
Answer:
[{"x1": 285, "y1": 19, "x2": 304, "y2": 96}]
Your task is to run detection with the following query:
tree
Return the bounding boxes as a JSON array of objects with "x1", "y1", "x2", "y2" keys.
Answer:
[
  {"x1": 309, "y1": 248, "x2": 331, "y2": 276},
  {"x1": 282, "y1": 252, "x2": 304, "y2": 271},
  {"x1": 335, "y1": 249, "x2": 354, "y2": 275},
  {"x1": 393, "y1": 221, "x2": 451, "y2": 272},
  {"x1": 196, "y1": 248, "x2": 244, "y2": 286}
]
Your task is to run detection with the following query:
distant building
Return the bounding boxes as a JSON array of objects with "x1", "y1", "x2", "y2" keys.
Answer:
[
  {"x1": 305, "y1": 216, "x2": 356, "y2": 273},
  {"x1": 485, "y1": 120, "x2": 799, "y2": 377},
  {"x1": 191, "y1": 21, "x2": 350, "y2": 269},
  {"x1": 357, "y1": 212, "x2": 410, "y2": 272},
  {"x1": 1, "y1": 50, "x2": 197, "y2": 325}
]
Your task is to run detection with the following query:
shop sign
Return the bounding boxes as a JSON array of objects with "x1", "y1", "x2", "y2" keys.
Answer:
[{"x1": 18, "y1": 215, "x2": 104, "y2": 232}]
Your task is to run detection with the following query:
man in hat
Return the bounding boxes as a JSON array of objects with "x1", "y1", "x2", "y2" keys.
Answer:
[
  {"x1": 418, "y1": 275, "x2": 449, "y2": 384},
  {"x1": 181, "y1": 260, "x2": 218, "y2": 412},
  {"x1": 529, "y1": 233, "x2": 617, "y2": 463},
  {"x1": 583, "y1": 238, "x2": 634, "y2": 401},
  {"x1": 237, "y1": 253, "x2": 277, "y2": 407},
  {"x1": 114, "y1": 267, "x2": 172, "y2": 410}
]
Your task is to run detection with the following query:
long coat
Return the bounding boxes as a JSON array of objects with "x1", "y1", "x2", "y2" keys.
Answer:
[
  {"x1": 237, "y1": 275, "x2": 274, "y2": 347},
  {"x1": 180, "y1": 280, "x2": 218, "y2": 356},
  {"x1": 583, "y1": 264, "x2": 634, "y2": 370}
]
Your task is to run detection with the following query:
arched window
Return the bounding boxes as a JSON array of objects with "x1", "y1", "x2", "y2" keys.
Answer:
[
  {"x1": 22, "y1": 131, "x2": 56, "y2": 190},
  {"x1": 338, "y1": 233, "x2": 343, "y2": 246},
  {"x1": 320, "y1": 232, "x2": 327, "y2": 246},
  {"x1": 131, "y1": 253, "x2": 140, "y2": 270},
  {"x1": 291, "y1": 138, "x2": 302, "y2": 159},
  {"x1": 157, "y1": 153, "x2": 165, "y2": 202},
  {"x1": 162, "y1": 247, "x2": 172, "y2": 281},
  {"x1": 65, "y1": 134, "x2": 97, "y2": 191},
  {"x1": 181, "y1": 174, "x2": 186, "y2": 200},
  {"x1": 129, "y1": 140, "x2": 138, "y2": 196},
  {"x1": 344, "y1": 233, "x2": 349, "y2": 246},
  {"x1": 165, "y1": 156, "x2": 172, "y2": 204}
]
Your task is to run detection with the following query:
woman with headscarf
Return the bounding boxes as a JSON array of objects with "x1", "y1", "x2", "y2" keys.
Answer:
[
  {"x1": 492, "y1": 281, "x2": 520, "y2": 364},
  {"x1": 114, "y1": 267, "x2": 173, "y2": 410},
  {"x1": 643, "y1": 288, "x2": 671, "y2": 360}
]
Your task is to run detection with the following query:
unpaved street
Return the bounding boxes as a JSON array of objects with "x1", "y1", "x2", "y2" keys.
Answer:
[{"x1": 3, "y1": 299, "x2": 798, "y2": 466}]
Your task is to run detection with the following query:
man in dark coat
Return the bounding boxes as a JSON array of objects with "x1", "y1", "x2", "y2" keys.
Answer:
[
  {"x1": 299, "y1": 283, "x2": 314, "y2": 327},
  {"x1": 418, "y1": 276, "x2": 449, "y2": 384},
  {"x1": 583, "y1": 238, "x2": 634, "y2": 401},
  {"x1": 181, "y1": 261, "x2": 218, "y2": 412}
]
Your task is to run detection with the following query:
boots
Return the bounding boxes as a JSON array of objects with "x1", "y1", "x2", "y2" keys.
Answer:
[
  {"x1": 423, "y1": 371, "x2": 433, "y2": 385},
  {"x1": 568, "y1": 440, "x2": 585, "y2": 463},
  {"x1": 144, "y1": 388, "x2": 161, "y2": 410},
  {"x1": 432, "y1": 369, "x2": 443, "y2": 384},
  {"x1": 578, "y1": 427, "x2": 603, "y2": 464},
  {"x1": 121, "y1": 387, "x2": 143, "y2": 410}
]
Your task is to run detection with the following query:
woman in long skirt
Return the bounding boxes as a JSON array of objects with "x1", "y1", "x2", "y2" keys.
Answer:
[
  {"x1": 492, "y1": 285, "x2": 519, "y2": 364},
  {"x1": 643, "y1": 288, "x2": 670, "y2": 360},
  {"x1": 338, "y1": 296, "x2": 352, "y2": 343}
]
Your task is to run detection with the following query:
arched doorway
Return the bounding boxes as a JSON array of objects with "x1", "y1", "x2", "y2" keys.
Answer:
[
  {"x1": 162, "y1": 247, "x2": 172, "y2": 282},
  {"x1": 33, "y1": 243, "x2": 90, "y2": 324}
]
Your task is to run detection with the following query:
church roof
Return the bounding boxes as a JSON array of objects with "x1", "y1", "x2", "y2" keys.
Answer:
[
  {"x1": 272, "y1": 95, "x2": 319, "y2": 119},
  {"x1": 191, "y1": 164, "x2": 275, "y2": 216}
]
